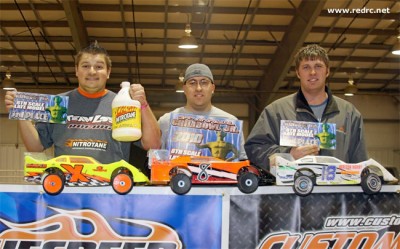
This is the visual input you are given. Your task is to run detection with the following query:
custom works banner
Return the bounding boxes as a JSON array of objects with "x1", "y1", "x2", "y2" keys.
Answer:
[
  {"x1": 167, "y1": 113, "x2": 243, "y2": 161},
  {"x1": 229, "y1": 192, "x2": 400, "y2": 249},
  {"x1": 0, "y1": 191, "x2": 222, "y2": 249}
]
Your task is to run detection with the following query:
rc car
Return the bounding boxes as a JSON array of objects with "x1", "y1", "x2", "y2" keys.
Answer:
[
  {"x1": 269, "y1": 153, "x2": 398, "y2": 196},
  {"x1": 149, "y1": 149, "x2": 261, "y2": 195},
  {"x1": 24, "y1": 153, "x2": 149, "y2": 195}
]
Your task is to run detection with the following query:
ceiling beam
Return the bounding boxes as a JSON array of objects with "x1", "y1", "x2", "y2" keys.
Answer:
[
  {"x1": 256, "y1": 0, "x2": 326, "y2": 114},
  {"x1": 61, "y1": 0, "x2": 89, "y2": 52},
  {"x1": 1, "y1": 3, "x2": 397, "y2": 20},
  {"x1": 1, "y1": 20, "x2": 397, "y2": 37},
  {"x1": 1, "y1": 49, "x2": 398, "y2": 63}
]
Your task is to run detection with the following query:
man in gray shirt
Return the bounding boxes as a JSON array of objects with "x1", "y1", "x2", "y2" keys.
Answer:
[
  {"x1": 4, "y1": 42, "x2": 160, "y2": 164},
  {"x1": 158, "y1": 63, "x2": 247, "y2": 160}
]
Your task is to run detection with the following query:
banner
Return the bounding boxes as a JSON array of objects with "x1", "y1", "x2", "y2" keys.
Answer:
[
  {"x1": 167, "y1": 113, "x2": 243, "y2": 161},
  {"x1": 1, "y1": 185, "x2": 399, "y2": 249},
  {"x1": 0, "y1": 190, "x2": 222, "y2": 249},
  {"x1": 280, "y1": 120, "x2": 336, "y2": 149},
  {"x1": 229, "y1": 192, "x2": 400, "y2": 249},
  {"x1": 9, "y1": 92, "x2": 69, "y2": 124}
]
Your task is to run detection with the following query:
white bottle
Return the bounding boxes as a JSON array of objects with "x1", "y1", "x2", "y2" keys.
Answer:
[{"x1": 112, "y1": 81, "x2": 142, "y2": 141}]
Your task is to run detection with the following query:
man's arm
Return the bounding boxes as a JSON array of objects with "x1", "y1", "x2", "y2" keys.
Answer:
[
  {"x1": 18, "y1": 120, "x2": 45, "y2": 152},
  {"x1": 140, "y1": 104, "x2": 161, "y2": 150},
  {"x1": 348, "y1": 111, "x2": 368, "y2": 163},
  {"x1": 129, "y1": 84, "x2": 161, "y2": 150},
  {"x1": 245, "y1": 108, "x2": 289, "y2": 171}
]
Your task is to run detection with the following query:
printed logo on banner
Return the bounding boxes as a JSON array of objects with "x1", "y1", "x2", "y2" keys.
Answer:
[
  {"x1": 0, "y1": 206, "x2": 183, "y2": 248},
  {"x1": 167, "y1": 113, "x2": 242, "y2": 161},
  {"x1": 9, "y1": 92, "x2": 69, "y2": 124},
  {"x1": 229, "y1": 193, "x2": 399, "y2": 249},
  {"x1": 258, "y1": 214, "x2": 400, "y2": 249},
  {"x1": 0, "y1": 192, "x2": 222, "y2": 248}
]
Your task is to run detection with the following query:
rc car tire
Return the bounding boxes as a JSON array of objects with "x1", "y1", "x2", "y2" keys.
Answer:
[
  {"x1": 112, "y1": 173, "x2": 134, "y2": 195},
  {"x1": 42, "y1": 173, "x2": 65, "y2": 195},
  {"x1": 237, "y1": 172, "x2": 259, "y2": 194},
  {"x1": 170, "y1": 173, "x2": 191, "y2": 195},
  {"x1": 361, "y1": 172, "x2": 382, "y2": 195},
  {"x1": 293, "y1": 173, "x2": 314, "y2": 197}
]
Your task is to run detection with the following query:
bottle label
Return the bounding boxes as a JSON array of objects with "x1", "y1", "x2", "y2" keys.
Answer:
[{"x1": 112, "y1": 106, "x2": 141, "y2": 130}]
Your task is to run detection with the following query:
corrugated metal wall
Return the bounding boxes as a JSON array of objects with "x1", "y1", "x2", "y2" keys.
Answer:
[
  {"x1": 0, "y1": 145, "x2": 54, "y2": 184},
  {"x1": 368, "y1": 148, "x2": 400, "y2": 177}
]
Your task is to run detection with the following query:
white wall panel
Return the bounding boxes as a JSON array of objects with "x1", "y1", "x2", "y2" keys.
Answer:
[{"x1": 0, "y1": 144, "x2": 26, "y2": 184}]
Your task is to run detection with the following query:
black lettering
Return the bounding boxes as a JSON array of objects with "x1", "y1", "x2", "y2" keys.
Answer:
[
  {"x1": 43, "y1": 241, "x2": 67, "y2": 249},
  {"x1": 148, "y1": 243, "x2": 177, "y2": 249},
  {"x1": 67, "y1": 242, "x2": 97, "y2": 249},
  {"x1": 122, "y1": 242, "x2": 147, "y2": 249},
  {"x1": 99, "y1": 242, "x2": 123, "y2": 249},
  {"x1": 18, "y1": 241, "x2": 42, "y2": 249},
  {"x1": 3, "y1": 241, "x2": 19, "y2": 249}
]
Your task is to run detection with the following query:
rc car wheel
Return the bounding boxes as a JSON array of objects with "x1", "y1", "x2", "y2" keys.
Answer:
[
  {"x1": 237, "y1": 172, "x2": 259, "y2": 194},
  {"x1": 170, "y1": 173, "x2": 191, "y2": 195},
  {"x1": 112, "y1": 173, "x2": 134, "y2": 195},
  {"x1": 42, "y1": 173, "x2": 65, "y2": 195},
  {"x1": 293, "y1": 173, "x2": 314, "y2": 197},
  {"x1": 361, "y1": 172, "x2": 382, "y2": 195}
]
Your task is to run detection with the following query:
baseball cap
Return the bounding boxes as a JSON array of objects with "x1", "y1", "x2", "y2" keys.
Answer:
[{"x1": 183, "y1": 63, "x2": 214, "y2": 83}]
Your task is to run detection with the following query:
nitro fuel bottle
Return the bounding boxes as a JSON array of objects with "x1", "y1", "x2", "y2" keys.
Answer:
[{"x1": 112, "y1": 81, "x2": 142, "y2": 141}]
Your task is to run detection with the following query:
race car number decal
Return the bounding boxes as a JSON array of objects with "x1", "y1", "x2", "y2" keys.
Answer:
[
  {"x1": 321, "y1": 165, "x2": 336, "y2": 181},
  {"x1": 197, "y1": 163, "x2": 211, "y2": 181}
]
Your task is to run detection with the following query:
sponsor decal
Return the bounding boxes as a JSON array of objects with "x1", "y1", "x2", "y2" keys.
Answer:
[
  {"x1": 325, "y1": 215, "x2": 400, "y2": 228},
  {"x1": 187, "y1": 164, "x2": 237, "y2": 183},
  {"x1": 65, "y1": 139, "x2": 108, "y2": 151},
  {"x1": 94, "y1": 166, "x2": 107, "y2": 172},
  {"x1": 0, "y1": 207, "x2": 183, "y2": 249},
  {"x1": 67, "y1": 115, "x2": 112, "y2": 130},
  {"x1": 114, "y1": 106, "x2": 137, "y2": 124},
  {"x1": 25, "y1": 164, "x2": 46, "y2": 169}
]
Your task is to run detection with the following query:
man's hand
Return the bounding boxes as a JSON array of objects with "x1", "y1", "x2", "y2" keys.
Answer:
[
  {"x1": 129, "y1": 83, "x2": 147, "y2": 106},
  {"x1": 290, "y1": 144, "x2": 319, "y2": 160},
  {"x1": 4, "y1": 90, "x2": 16, "y2": 113}
]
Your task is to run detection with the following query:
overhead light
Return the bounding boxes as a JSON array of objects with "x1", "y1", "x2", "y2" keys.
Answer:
[
  {"x1": 178, "y1": 23, "x2": 198, "y2": 49},
  {"x1": 175, "y1": 72, "x2": 184, "y2": 93},
  {"x1": 344, "y1": 75, "x2": 358, "y2": 96},
  {"x1": 175, "y1": 81, "x2": 184, "y2": 93},
  {"x1": 392, "y1": 29, "x2": 400, "y2": 55},
  {"x1": 392, "y1": 39, "x2": 400, "y2": 55},
  {"x1": 178, "y1": 72, "x2": 184, "y2": 82},
  {"x1": 2, "y1": 68, "x2": 16, "y2": 90}
]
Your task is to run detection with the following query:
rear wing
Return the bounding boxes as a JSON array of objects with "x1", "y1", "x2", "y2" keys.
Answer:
[
  {"x1": 24, "y1": 152, "x2": 49, "y2": 163},
  {"x1": 269, "y1": 153, "x2": 294, "y2": 166},
  {"x1": 148, "y1": 149, "x2": 170, "y2": 168},
  {"x1": 269, "y1": 153, "x2": 294, "y2": 176}
]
